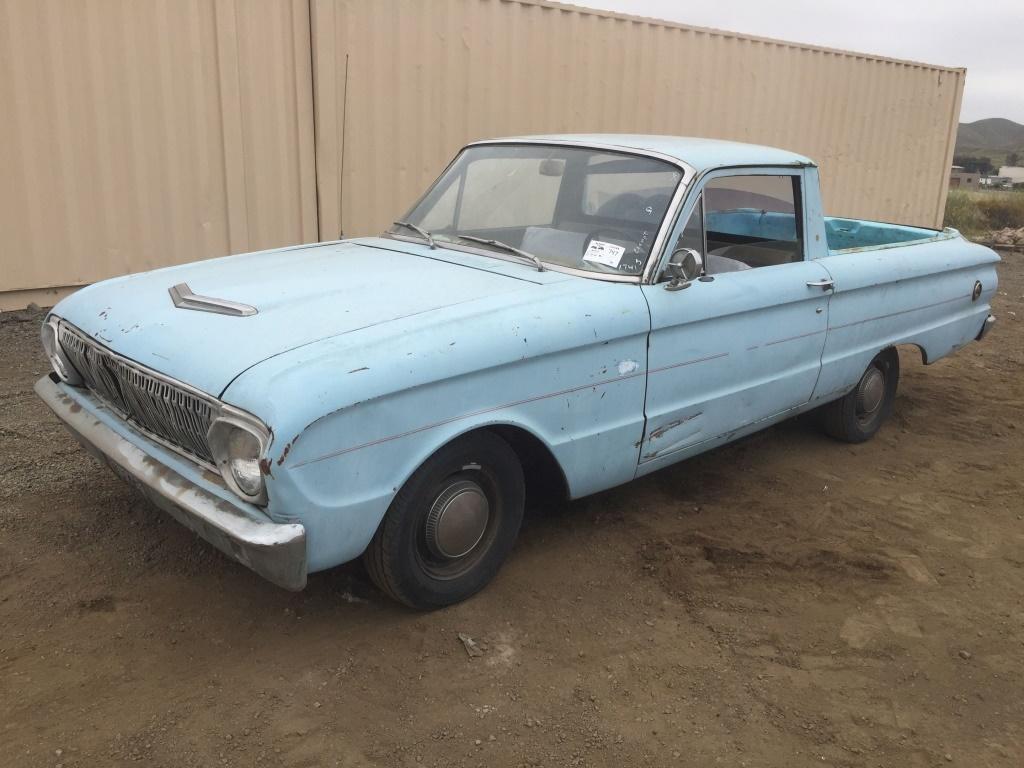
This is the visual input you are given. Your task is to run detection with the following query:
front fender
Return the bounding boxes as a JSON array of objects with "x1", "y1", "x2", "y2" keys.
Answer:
[
  {"x1": 223, "y1": 280, "x2": 651, "y2": 573},
  {"x1": 260, "y1": 342, "x2": 648, "y2": 571}
]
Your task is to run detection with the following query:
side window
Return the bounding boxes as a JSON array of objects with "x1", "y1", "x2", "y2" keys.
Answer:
[
  {"x1": 702, "y1": 174, "x2": 803, "y2": 271},
  {"x1": 659, "y1": 196, "x2": 710, "y2": 283},
  {"x1": 674, "y1": 194, "x2": 704, "y2": 254}
]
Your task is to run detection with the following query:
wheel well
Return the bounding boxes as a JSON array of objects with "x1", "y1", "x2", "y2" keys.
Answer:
[
  {"x1": 894, "y1": 343, "x2": 928, "y2": 365},
  {"x1": 484, "y1": 425, "x2": 569, "y2": 507}
]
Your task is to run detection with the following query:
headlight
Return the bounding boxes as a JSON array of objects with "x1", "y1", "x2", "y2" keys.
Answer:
[
  {"x1": 40, "y1": 316, "x2": 83, "y2": 386},
  {"x1": 207, "y1": 411, "x2": 271, "y2": 504}
]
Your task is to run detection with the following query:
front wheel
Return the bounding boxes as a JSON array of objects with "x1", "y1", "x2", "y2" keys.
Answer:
[
  {"x1": 821, "y1": 348, "x2": 900, "y2": 443},
  {"x1": 363, "y1": 431, "x2": 525, "y2": 609}
]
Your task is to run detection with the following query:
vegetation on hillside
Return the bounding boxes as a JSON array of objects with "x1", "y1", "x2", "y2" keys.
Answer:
[{"x1": 954, "y1": 117, "x2": 1024, "y2": 169}]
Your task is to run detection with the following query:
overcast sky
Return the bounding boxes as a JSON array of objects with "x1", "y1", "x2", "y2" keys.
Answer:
[{"x1": 569, "y1": 0, "x2": 1024, "y2": 125}]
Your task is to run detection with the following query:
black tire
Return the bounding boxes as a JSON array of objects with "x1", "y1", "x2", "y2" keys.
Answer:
[
  {"x1": 363, "y1": 431, "x2": 525, "y2": 609},
  {"x1": 821, "y1": 348, "x2": 899, "y2": 443}
]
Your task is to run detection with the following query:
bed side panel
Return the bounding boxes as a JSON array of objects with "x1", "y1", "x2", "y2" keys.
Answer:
[{"x1": 812, "y1": 237, "x2": 999, "y2": 402}]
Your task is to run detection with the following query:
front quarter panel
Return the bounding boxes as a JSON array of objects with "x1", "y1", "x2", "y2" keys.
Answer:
[{"x1": 224, "y1": 280, "x2": 650, "y2": 572}]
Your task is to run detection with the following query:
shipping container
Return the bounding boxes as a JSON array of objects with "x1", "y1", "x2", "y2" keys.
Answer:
[{"x1": 0, "y1": 0, "x2": 964, "y2": 309}]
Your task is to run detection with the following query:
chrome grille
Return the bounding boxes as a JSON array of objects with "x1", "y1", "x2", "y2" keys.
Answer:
[{"x1": 58, "y1": 323, "x2": 218, "y2": 465}]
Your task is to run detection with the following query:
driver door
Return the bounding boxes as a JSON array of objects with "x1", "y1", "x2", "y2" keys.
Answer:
[{"x1": 637, "y1": 168, "x2": 831, "y2": 472}]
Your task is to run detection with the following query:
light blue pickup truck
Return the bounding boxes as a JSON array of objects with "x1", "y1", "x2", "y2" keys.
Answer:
[{"x1": 36, "y1": 135, "x2": 998, "y2": 608}]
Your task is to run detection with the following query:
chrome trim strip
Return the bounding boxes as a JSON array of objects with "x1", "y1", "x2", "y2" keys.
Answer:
[
  {"x1": 643, "y1": 177, "x2": 692, "y2": 285},
  {"x1": 35, "y1": 375, "x2": 306, "y2": 590},
  {"x1": 763, "y1": 328, "x2": 827, "y2": 347},
  {"x1": 169, "y1": 282, "x2": 257, "y2": 317},
  {"x1": 827, "y1": 293, "x2": 971, "y2": 331},
  {"x1": 647, "y1": 351, "x2": 729, "y2": 375},
  {"x1": 293, "y1": 349, "x2": 726, "y2": 468},
  {"x1": 466, "y1": 137, "x2": 698, "y2": 177}
]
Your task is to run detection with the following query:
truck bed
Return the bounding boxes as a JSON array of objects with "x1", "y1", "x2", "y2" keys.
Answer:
[{"x1": 825, "y1": 217, "x2": 955, "y2": 253}]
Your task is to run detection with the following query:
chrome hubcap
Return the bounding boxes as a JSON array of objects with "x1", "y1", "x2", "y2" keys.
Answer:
[
  {"x1": 856, "y1": 367, "x2": 885, "y2": 417},
  {"x1": 425, "y1": 480, "x2": 490, "y2": 559}
]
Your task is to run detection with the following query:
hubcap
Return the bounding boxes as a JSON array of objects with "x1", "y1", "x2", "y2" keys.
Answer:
[
  {"x1": 856, "y1": 366, "x2": 885, "y2": 418},
  {"x1": 425, "y1": 480, "x2": 490, "y2": 559}
]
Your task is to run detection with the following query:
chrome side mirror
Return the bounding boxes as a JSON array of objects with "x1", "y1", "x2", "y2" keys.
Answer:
[{"x1": 665, "y1": 248, "x2": 703, "y2": 291}]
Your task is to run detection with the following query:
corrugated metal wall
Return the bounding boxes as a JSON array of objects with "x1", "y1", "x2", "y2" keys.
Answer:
[
  {"x1": 0, "y1": 0, "x2": 318, "y2": 309},
  {"x1": 311, "y1": 0, "x2": 963, "y2": 242},
  {"x1": 1, "y1": 0, "x2": 963, "y2": 309}
]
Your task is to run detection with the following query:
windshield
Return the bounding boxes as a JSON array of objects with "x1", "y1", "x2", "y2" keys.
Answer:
[{"x1": 392, "y1": 144, "x2": 683, "y2": 276}]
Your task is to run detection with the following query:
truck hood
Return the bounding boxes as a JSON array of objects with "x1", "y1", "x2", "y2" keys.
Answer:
[{"x1": 52, "y1": 238, "x2": 571, "y2": 396}]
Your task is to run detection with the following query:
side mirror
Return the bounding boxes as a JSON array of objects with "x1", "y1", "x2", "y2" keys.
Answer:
[{"x1": 665, "y1": 248, "x2": 703, "y2": 291}]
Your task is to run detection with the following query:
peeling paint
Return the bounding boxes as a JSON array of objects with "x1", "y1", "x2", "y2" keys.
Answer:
[
  {"x1": 617, "y1": 359, "x2": 639, "y2": 375},
  {"x1": 648, "y1": 412, "x2": 703, "y2": 441},
  {"x1": 276, "y1": 438, "x2": 295, "y2": 466}
]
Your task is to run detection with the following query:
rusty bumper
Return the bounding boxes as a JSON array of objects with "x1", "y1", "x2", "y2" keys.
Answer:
[{"x1": 34, "y1": 375, "x2": 307, "y2": 590}]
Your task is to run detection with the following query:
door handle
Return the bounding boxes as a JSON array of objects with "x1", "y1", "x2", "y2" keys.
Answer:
[{"x1": 806, "y1": 279, "x2": 835, "y2": 291}]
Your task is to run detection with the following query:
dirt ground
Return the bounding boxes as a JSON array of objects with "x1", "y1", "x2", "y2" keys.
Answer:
[{"x1": 2, "y1": 252, "x2": 1022, "y2": 768}]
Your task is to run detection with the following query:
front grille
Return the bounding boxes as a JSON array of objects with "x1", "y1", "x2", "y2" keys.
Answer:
[{"x1": 58, "y1": 322, "x2": 218, "y2": 465}]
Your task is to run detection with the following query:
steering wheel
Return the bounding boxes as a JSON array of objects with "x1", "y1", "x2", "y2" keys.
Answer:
[{"x1": 582, "y1": 230, "x2": 642, "y2": 274}]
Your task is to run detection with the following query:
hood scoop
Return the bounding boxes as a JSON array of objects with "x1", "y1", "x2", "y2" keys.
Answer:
[{"x1": 169, "y1": 282, "x2": 257, "y2": 317}]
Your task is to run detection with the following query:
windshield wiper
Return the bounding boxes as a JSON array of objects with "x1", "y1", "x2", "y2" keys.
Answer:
[
  {"x1": 455, "y1": 235, "x2": 544, "y2": 272},
  {"x1": 392, "y1": 220, "x2": 436, "y2": 249}
]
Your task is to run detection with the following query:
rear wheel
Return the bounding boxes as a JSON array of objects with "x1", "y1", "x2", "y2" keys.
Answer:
[
  {"x1": 821, "y1": 348, "x2": 900, "y2": 443},
  {"x1": 363, "y1": 431, "x2": 525, "y2": 609}
]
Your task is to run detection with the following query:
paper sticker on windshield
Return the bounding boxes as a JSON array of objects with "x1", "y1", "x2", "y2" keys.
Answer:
[{"x1": 583, "y1": 240, "x2": 625, "y2": 268}]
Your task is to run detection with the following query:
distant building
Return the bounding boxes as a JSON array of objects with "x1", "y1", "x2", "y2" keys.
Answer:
[
  {"x1": 949, "y1": 166, "x2": 979, "y2": 189},
  {"x1": 998, "y1": 166, "x2": 1024, "y2": 185},
  {"x1": 980, "y1": 175, "x2": 1013, "y2": 189}
]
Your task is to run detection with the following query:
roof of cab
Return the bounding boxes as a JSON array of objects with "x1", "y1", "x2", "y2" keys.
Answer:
[{"x1": 475, "y1": 134, "x2": 816, "y2": 172}]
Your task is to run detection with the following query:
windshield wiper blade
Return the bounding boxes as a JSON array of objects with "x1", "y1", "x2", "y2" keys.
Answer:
[
  {"x1": 392, "y1": 220, "x2": 436, "y2": 249},
  {"x1": 455, "y1": 235, "x2": 544, "y2": 272}
]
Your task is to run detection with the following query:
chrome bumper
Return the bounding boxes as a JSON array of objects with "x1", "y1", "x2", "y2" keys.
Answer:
[
  {"x1": 34, "y1": 375, "x2": 307, "y2": 590},
  {"x1": 977, "y1": 314, "x2": 996, "y2": 341}
]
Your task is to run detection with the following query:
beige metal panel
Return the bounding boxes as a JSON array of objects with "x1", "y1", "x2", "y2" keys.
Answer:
[
  {"x1": 311, "y1": 0, "x2": 963, "y2": 238},
  {"x1": 0, "y1": 285, "x2": 79, "y2": 313},
  {"x1": 2, "y1": 0, "x2": 964, "y2": 310},
  {"x1": 0, "y1": 0, "x2": 317, "y2": 295}
]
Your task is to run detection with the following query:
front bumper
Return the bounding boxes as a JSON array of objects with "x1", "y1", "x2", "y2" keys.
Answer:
[{"x1": 34, "y1": 374, "x2": 307, "y2": 590}]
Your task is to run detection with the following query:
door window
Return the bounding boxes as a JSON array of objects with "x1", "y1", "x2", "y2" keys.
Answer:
[{"x1": 701, "y1": 174, "x2": 803, "y2": 270}]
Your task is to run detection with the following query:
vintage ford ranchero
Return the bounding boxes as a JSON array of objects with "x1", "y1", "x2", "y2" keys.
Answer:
[{"x1": 37, "y1": 136, "x2": 998, "y2": 608}]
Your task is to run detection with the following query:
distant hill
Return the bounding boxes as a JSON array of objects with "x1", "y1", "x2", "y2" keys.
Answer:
[{"x1": 955, "y1": 118, "x2": 1024, "y2": 168}]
